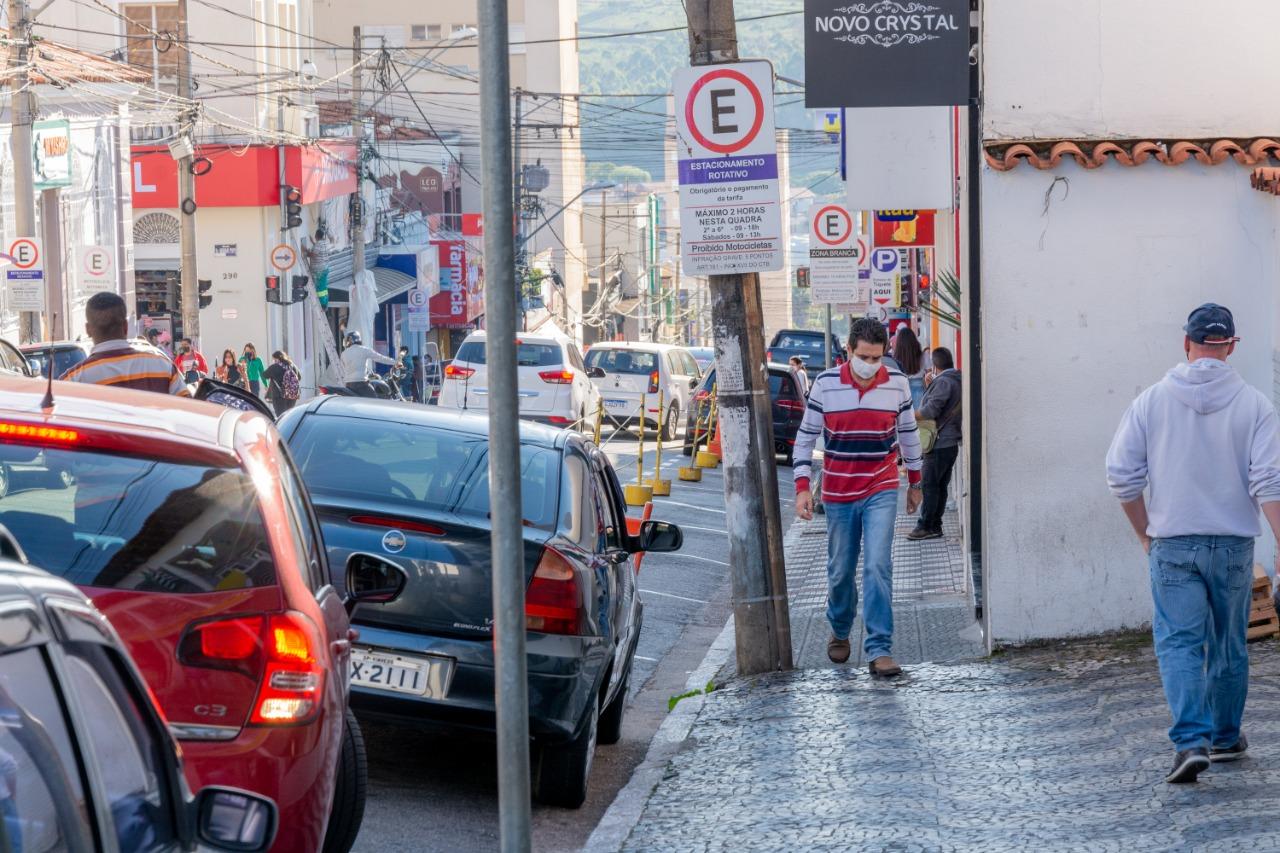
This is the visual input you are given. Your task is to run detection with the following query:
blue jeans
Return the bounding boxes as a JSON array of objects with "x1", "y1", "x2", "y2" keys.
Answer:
[
  {"x1": 1149, "y1": 535, "x2": 1253, "y2": 751},
  {"x1": 825, "y1": 489, "x2": 898, "y2": 658}
]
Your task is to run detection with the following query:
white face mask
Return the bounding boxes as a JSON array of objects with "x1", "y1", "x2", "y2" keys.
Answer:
[{"x1": 850, "y1": 358, "x2": 880, "y2": 380}]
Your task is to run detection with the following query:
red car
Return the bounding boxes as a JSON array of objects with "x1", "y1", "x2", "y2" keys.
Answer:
[{"x1": 0, "y1": 375, "x2": 405, "y2": 852}]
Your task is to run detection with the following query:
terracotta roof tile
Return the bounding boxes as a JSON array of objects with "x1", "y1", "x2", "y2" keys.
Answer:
[
  {"x1": 984, "y1": 138, "x2": 1280, "y2": 172},
  {"x1": 1251, "y1": 167, "x2": 1280, "y2": 195},
  {"x1": 8, "y1": 32, "x2": 151, "y2": 85}
]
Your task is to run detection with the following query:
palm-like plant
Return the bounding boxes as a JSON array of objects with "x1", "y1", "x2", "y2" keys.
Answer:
[{"x1": 919, "y1": 269, "x2": 961, "y2": 329}]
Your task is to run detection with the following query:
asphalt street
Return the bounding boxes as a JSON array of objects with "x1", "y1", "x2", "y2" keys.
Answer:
[{"x1": 350, "y1": 423, "x2": 795, "y2": 853}]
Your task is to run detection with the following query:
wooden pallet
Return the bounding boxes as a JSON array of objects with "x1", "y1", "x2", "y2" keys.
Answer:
[{"x1": 1249, "y1": 565, "x2": 1279, "y2": 641}]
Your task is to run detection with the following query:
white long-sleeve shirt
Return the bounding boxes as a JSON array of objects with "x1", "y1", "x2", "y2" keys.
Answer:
[{"x1": 341, "y1": 344, "x2": 397, "y2": 382}]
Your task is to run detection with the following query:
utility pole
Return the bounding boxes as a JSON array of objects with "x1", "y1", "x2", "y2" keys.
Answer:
[
  {"x1": 513, "y1": 88, "x2": 525, "y2": 330},
  {"x1": 684, "y1": 0, "x2": 793, "y2": 675},
  {"x1": 8, "y1": 0, "x2": 36, "y2": 342},
  {"x1": 351, "y1": 27, "x2": 365, "y2": 279},
  {"x1": 176, "y1": 0, "x2": 200, "y2": 343},
  {"x1": 478, "y1": 2, "x2": 531, "y2": 852}
]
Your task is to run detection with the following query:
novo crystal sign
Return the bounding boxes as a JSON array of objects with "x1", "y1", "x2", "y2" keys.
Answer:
[{"x1": 804, "y1": 0, "x2": 970, "y2": 108}]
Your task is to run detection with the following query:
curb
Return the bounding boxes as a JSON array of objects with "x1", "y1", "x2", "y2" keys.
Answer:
[{"x1": 581, "y1": 614, "x2": 736, "y2": 853}]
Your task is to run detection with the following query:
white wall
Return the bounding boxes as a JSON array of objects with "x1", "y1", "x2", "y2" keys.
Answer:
[
  {"x1": 983, "y1": 0, "x2": 1280, "y2": 139},
  {"x1": 981, "y1": 161, "x2": 1280, "y2": 643}
]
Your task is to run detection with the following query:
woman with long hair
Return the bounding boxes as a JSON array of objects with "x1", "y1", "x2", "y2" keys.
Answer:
[
  {"x1": 215, "y1": 348, "x2": 247, "y2": 389},
  {"x1": 893, "y1": 327, "x2": 926, "y2": 408},
  {"x1": 240, "y1": 343, "x2": 266, "y2": 396},
  {"x1": 263, "y1": 350, "x2": 301, "y2": 416}
]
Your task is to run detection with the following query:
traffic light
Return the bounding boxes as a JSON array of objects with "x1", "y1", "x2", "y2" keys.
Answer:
[
  {"x1": 290, "y1": 275, "x2": 309, "y2": 304},
  {"x1": 796, "y1": 267, "x2": 810, "y2": 289},
  {"x1": 265, "y1": 275, "x2": 281, "y2": 304},
  {"x1": 198, "y1": 278, "x2": 213, "y2": 309},
  {"x1": 281, "y1": 185, "x2": 302, "y2": 230}
]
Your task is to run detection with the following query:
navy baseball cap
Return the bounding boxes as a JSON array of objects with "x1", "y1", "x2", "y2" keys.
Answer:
[{"x1": 1184, "y1": 303, "x2": 1238, "y2": 344}]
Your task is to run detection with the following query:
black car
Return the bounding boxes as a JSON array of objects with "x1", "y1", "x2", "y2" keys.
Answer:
[
  {"x1": 683, "y1": 362, "x2": 807, "y2": 464},
  {"x1": 19, "y1": 341, "x2": 87, "y2": 379},
  {"x1": 278, "y1": 397, "x2": 682, "y2": 808},
  {"x1": 0, "y1": 551, "x2": 278, "y2": 852},
  {"x1": 767, "y1": 329, "x2": 842, "y2": 378}
]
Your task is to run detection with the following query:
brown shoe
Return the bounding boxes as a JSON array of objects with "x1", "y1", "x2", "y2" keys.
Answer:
[
  {"x1": 827, "y1": 636, "x2": 851, "y2": 664},
  {"x1": 869, "y1": 656, "x2": 903, "y2": 677}
]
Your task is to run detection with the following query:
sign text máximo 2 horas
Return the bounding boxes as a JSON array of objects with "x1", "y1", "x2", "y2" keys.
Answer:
[{"x1": 674, "y1": 60, "x2": 783, "y2": 276}]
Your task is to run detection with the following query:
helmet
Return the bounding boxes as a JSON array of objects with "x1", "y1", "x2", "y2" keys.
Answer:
[{"x1": 344, "y1": 331, "x2": 362, "y2": 347}]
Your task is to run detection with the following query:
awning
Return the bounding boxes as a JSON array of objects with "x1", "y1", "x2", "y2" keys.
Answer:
[{"x1": 372, "y1": 266, "x2": 417, "y2": 302}]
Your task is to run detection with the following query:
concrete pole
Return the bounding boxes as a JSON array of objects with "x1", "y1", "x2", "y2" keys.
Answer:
[
  {"x1": 277, "y1": 96, "x2": 289, "y2": 354},
  {"x1": 477, "y1": 1, "x2": 531, "y2": 850},
  {"x1": 825, "y1": 304, "x2": 833, "y2": 369},
  {"x1": 685, "y1": 0, "x2": 793, "y2": 675},
  {"x1": 8, "y1": 0, "x2": 37, "y2": 342},
  {"x1": 176, "y1": 0, "x2": 199, "y2": 343},
  {"x1": 513, "y1": 89, "x2": 525, "y2": 331},
  {"x1": 351, "y1": 27, "x2": 365, "y2": 279},
  {"x1": 39, "y1": 189, "x2": 63, "y2": 340}
]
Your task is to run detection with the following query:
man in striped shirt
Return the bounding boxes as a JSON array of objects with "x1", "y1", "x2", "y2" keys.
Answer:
[
  {"x1": 794, "y1": 317, "x2": 923, "y2": 676},
  {"x1": 60, "y1": 292, "x2": 188, "y2": 395}
]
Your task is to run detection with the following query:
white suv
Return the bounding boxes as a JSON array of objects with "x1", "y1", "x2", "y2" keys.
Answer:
[
  {"x1": 437, "y1": 330, "x2": 603, "y2": 428},
  {"x1": 584, "y1": 342, "x2": 702, "y2": 440}
]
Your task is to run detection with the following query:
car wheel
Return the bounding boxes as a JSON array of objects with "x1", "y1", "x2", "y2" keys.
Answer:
[
  {"x1": 597, "y1": 669, "x2": 630, "y2": 746},
  {"x1": 321, "y1": 709, "x2": 368, "y2": 853},
  {"x1": 663, "y1": 403, "x2": 679, "y2": 442},
  {"x1": 534, "y1": 702, "x2": 598, "y2": 808},
  {"x1": 0, "y1": 464, "x2": 9, "y2": 500}
]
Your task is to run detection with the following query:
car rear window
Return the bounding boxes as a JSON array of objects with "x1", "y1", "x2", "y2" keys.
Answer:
[
  {"x1": 289, "y1": 416, "x2": 561, "y2": 530},
  {"x1": 774, "y1": 333, "x2": 826, "y2": 351},
  {"x1": 585, "y1": 349, "x2": 659, "y2": 375},
  {"x1": 0, "y1": 445, "x2": 275, "y2": 592},
  {"x1": 454, "y1": 340, "x2": 563, "y2": 368},
  {"x1": 27, "y1": 348, "x2": 86, "y2": 379}
]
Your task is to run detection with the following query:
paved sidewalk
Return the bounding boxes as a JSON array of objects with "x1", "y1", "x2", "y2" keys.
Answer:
[{"x1": 611, "y1": 637, "x2": 1280, "y2": 852}]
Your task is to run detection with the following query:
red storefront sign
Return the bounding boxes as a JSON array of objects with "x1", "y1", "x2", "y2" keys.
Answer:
[
  {"x1": 131, "y1": 141, "x2": 356, "y2": 209},
  {"x1": 461, "y1": 213, "x2": 484, "y2": 237},
  {"x1": 872, "y1": 210, "x2": 936, "y2": 248},
  {"x1": 429, "y1": 239, "x2": 472, "y2": 327}
]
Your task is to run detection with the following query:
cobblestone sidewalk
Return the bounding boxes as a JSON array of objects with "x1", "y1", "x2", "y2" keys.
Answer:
[{"x1": 614, "y1": 637, "x2": 1280, "y2": 852}]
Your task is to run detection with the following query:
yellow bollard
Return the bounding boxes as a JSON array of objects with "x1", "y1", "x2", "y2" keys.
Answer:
[
  {"x1": 650, "y1": 388, "x2": 671, "y2": 496},
  {"x1": 593, "y1": 396, "x2": 604, "y2": 445},
  {"x1": 678, "y1": 395, "x2": 704, "y2": 482},
  {"x1": 625, "y1": 392, "x2": 653, "y2": 506}
]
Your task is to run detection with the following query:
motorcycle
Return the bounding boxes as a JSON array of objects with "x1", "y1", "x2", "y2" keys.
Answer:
[{"x1": 319, "y1": 367, "x2": 408, "y2": 401}]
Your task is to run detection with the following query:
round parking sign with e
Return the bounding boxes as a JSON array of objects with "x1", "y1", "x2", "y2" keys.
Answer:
[
  {"x1": 407, "y1": 289, "x2": 428, "y2": 308},
  {"x1": 8, "y1": 238, "x2": 39, "y2": 269},
  {"x1": 871, "y1": 248, "x2": 899, "y2": 273},
  {"x1": 813, "y1": 205, "x2": 853, "y2": 246},
  {"x1": 83, "y1": 247, "x2": 112, "y2": 277},
  {"x1": 684, "y1": 68, "x2": 766, "y2": 156}
]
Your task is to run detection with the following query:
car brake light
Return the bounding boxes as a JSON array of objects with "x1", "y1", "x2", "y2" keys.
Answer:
[
  {"x1": 251, "y1": 613, "x2": 324, "y2": 725},
  {"x1": 694, "y1": 390, "x2": 710, "y2": 403},
  {"x1": 648, "y1": 370, "x2": 660, "y2": 394},
  {"x1": 179, "y1": 616, "x2": 264, "y2": 680},
  {"x1": 0, "y1": 422, "x2": 79, "y2": 443},
  {"x1": 767, "y1": 350, "x2": 773, "y2": 362},
  {"x1": 538, "y1": 369, "x2": 575, "y2": 385},
  {"x1": 350, "y1": 514, "x2": 444, "y2": 536},
  {"x1": 777, "y1": 399, "x2": 805, "y2": 412},
  {"x1": 525, "y1": 547, "x2": 581, "y2": 635},
  {"x1": 547, "y1": 415, "x2": 573, "y2": 425},
  {"x1": 445, "y1": 364, "x2": 475, "y2": 380}
]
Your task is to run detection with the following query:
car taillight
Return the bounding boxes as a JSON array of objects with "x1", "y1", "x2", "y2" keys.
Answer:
[
  {"x1": 525, "y1": 547, "x2": 581, "y2": 635},
  {"x1": 251, "y1": 613, "x2": 324, "y2": 725},
  {"x1": 767, "y1": 350, "x2": 773, "y2": 362},
  {"x1": 538, "y1": 369, "x2": 575, "y2": 385},
  {"x1": 350, "y1": 514, "x2": 444, "y2": 536},
  {"x1": 547, "y1": 415, "x2": 573, "y2": 425},
  {"x1": 445, "y1": 364, "x2": 475, "y2": 380},
  {"x1": 648, "y1": 370, "x2": 660, "y2": 394},
  {"x1": 694, "y1": 390, "x2": 711, "y2": 403},
  {"x1": 0, "y1": 422, "x2": 79, "y2": 443},
  {"x1": 777, "y1": 398, "x2": 805, "y2": 412},
  {"x1": 179, "y1": 616, "x2": 264, "y2": 679}
]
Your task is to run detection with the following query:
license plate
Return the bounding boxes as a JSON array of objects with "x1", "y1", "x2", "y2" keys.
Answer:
[
  {"x1": 605, "y1": 398, "x2": 630, "y2": 411},
  {"x1": 350, "y1": 647, "x2": 454, "y2": 699}
]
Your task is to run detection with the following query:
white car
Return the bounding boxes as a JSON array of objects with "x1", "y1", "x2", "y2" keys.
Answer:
[
  {"x1": 584, "y1": 342, "x2": 702, "y2": 440},
  {"x1": 437, "y1": 330, "x2": 602, "y2": 428}
]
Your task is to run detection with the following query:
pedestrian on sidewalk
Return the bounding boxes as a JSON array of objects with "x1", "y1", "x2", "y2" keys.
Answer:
[
  {"x1": 263, "y1": 350, "x2": 301, "y2": 416},
  {"x1": 240, "y1": 344, "x2": 265, "y2": 396},
  {"x1": 59, "y1": 292, "x2": 187, "y2": 395},
  {"x1": 908, "y1": 347, "x2": 961, "y2": 541},
  {"x1": 893, "y1": 327, "x2": 926, "y2": 408},
  {"x1": 1106, "y1": 303, "x2": 1280, "y2": 784},
  {"x1": 788, "y1": 356, "x2": 810, "y2": 399},
  {"x1": 215, "y1": 349, "x2": 247, "y2": 389},
  {"x1": 174, "y1": 338, "x2": 208, "y2": 384},
  {"x1": 794, "y1": 317, "x2": 923, "y2": 677}
]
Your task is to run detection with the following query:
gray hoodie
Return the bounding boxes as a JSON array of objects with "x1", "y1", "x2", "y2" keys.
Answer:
[{"x1": 1106, "y1": 358, "x2": 1280, "y2": 538}]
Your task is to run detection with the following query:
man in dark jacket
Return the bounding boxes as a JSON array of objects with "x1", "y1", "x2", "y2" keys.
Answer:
[{"x1": 908, "y1": 346, "x2": 961, "y2": 540}]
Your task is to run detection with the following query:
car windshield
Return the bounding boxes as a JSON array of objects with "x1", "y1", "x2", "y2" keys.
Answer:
[
  {"x1": 0, "y1": 445, "x2": 275, "y2": 592},
  {"x1": 454, "y1": 340, "x2": 562, "y2": 368},
  {"x1": 288, "y1": 415, "x2": 561, "y2": 530},
  {"x1": 585, "y1": 349, "x2": 659, "y2": 375},
  {"x1": 775, "y1": 334, "x2": 826, "y2": 351},
  {"x1": 25, "y1": 348, "x2": 85, "y2": 379}
]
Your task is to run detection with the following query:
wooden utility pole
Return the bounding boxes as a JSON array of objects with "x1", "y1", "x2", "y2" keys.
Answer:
[{"x1": 684, "y1": 0, "x2": 792, "y2": 675}]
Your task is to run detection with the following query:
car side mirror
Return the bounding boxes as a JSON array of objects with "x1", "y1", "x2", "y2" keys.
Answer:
[
  {"x1": 587, "y1": 366, "x2": 606, "y2": 379},
  {"x1": 195, "y1": 787, "x2": 277, "y2": 852},
  {"x1": 688, "y1": 376, "x2": 698, "y2": 389},
  {"x1": 344, "y1": 553, "x2": 409, "y2": 615},
  {"x1": 25, "y1": 358, "x2": 40, "y2": 376},
  {"x1": 636, "y1": 520, "x2": 683, "y2": 553}
]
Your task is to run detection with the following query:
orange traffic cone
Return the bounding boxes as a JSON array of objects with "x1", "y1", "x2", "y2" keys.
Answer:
[{"x1": 707, "y1": 417, "x2": 723, "y2": 463}]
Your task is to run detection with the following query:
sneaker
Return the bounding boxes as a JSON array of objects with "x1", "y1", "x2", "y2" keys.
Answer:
[
  {"x1": 1166, "y1": 748, "x2": 1210, "y2": 783},
  {"x1": 827, "y1": 636, "x2": 851, "y2": 664},
  {"x1": 1210, "y1": 733, "x2": 1248, "y2": 763},
  {"x1": 906, "y1": 527, "x2": 943, "y2": 541},
  {"x1": 868, "y1": 655, "x2": 903, "y2": 677}
]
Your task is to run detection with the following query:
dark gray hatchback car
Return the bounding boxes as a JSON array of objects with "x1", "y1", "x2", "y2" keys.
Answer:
[{"x1": 278, "y1": 397, "x2": 682, "y2": 807}]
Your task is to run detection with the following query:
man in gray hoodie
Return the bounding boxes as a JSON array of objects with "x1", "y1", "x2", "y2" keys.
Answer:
[{"x1": 1106, "y1": 303, "x2": 1280, "y2": 784}]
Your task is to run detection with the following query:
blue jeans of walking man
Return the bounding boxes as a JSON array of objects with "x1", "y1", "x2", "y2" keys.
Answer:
[
  {"x1": 1149, "y1": 535, "x2": 1253, "y2": 752},
  {"x1": 826, "y1": 490, "x2": 898, "y2": 659}
]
